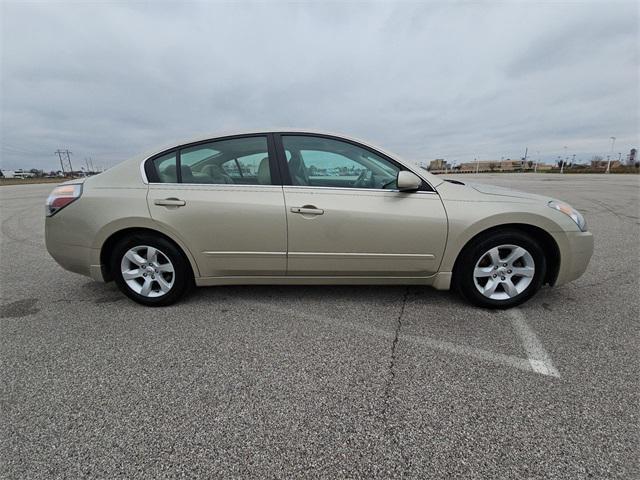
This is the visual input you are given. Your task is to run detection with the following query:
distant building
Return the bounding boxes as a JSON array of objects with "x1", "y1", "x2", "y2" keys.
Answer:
[
  {"x1": 427, "y1": 159, "x2": 450, "y2": 171},
  {"x1": 628, "y1": 148, "x2": 637, "y2": 166},
  {"x1": 591, "y1": 159, "x2": 622, "y2": 169},
  {"x1": 2, "y1": 169, "x2": 35, "y2": 178},
  {"x1": 457, "y1": 159, "x2": 534, "y2": 172},
  {"x1": 500, "y1": 160, "x2": 527, "y2": 171}
]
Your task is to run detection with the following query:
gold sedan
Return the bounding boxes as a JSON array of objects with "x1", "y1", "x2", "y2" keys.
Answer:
[{"x1": 45, "y1": 130, "x2": 593, "y2": 308}]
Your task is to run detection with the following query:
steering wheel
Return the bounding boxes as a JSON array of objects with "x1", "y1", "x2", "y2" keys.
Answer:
[{"x1": 353, "y1": 169, "x2": 372, "y2": 188}]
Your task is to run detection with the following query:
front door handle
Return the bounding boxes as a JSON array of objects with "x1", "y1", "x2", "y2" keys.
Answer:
[
  {"x1": 154, "y1": 198, "x2": 186, "y2": 207},
  {"x1": 291, "y1": 206, "x2": 324, "y2": 215}
]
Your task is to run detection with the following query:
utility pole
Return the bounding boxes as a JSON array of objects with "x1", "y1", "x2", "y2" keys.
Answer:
[
  {"x1": 606, "y1": 137, "x2": 616, "y2": 173},
  {"x1": 54, "y1": 149, "x2": 73, "y2": 176},
  {"x1": 65, "y1": 150, "x2": 73, "y2": 174},
  {"x1": 55, "y1": 150, "x2": 65, "y2": 174}
]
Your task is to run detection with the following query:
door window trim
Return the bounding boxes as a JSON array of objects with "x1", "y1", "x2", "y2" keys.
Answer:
[
  {"x1": 142, "y1": 133, "x2": 282, "y2": 186},
  {"x1": 272, "y1": 132, "x2": 434, "y2": 192}
]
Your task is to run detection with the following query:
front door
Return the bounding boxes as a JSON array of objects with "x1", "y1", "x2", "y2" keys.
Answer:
[
  {"x1": 147, "y1": 135, "x2": 287, "y2": 277},
  {"x1": 276, "y1": 134, "x2": 448, "y2": 276}
]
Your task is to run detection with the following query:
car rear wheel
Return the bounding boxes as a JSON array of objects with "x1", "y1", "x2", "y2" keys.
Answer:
[
  {"x1": 111, "y1": 234, "x2": 191, "y2": 306},
  {"x1": 455, "y1": 230, "x2": 546, "y2": 309}
]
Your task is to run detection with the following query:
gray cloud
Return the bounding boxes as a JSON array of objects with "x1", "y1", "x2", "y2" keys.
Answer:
[{"x1": 1, "y1": 0, "x2": 638, "y2": 171}]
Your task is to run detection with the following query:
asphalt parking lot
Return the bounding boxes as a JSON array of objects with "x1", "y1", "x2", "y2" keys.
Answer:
[{"x1": 1, "y1": 173, "x2": 638, "y2": 478}]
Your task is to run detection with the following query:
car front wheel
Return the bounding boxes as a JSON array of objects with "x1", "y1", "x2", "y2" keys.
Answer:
[
  {"x1": 455, "y1": 230, "x2": 547, "y2": 309},
  {"x1": 111, "y1": 234, "x2": 192, "y2": 306}
]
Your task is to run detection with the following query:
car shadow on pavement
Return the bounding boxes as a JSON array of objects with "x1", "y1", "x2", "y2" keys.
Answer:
[{"x1": 184, "y1": 284, "x2": 468, "y2": 307}]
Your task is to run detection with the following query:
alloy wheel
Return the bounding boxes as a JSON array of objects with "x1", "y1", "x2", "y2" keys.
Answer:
[
  {"x1": 473, "y1": 244, "x2": 535, "y2": 300},
  {"x1": 120, "y1": 245, "x2": 175, "y2": 298}
]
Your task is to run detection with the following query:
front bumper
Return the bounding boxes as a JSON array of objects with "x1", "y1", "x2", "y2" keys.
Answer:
[{"x1": 554, "y1": 230, "x2": 594, "y2": 286}]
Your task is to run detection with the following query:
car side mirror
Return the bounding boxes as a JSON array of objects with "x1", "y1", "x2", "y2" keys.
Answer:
[{"x1": 396, "y1": 171, "x2": 422, "y2": 191}]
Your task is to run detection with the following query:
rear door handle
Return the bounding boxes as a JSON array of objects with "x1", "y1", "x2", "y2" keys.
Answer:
[
  {"x1": 154, "y1": 198, "x2": 186, "y2": 207},
  {"x1": 291, "y1": 206, "x2": 324, "y2": 215}
]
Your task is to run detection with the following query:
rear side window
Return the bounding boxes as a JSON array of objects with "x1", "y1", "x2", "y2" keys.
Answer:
[
  {"x1": 152, "y1": 152, "x2": 178, "y2": 183},
  {"x1": 147, "y1": 136, "x2": 272, "y2": 185}
]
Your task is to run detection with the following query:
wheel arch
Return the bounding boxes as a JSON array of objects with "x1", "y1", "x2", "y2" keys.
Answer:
[
  {"x1": 451, "y1": 223, "x2": 560, "y2": 287},
  {"x1": 99, "y1": 226, "x2": 199, "y2": 282}
]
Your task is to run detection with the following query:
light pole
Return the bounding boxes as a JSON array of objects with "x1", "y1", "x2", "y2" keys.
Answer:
[
  {"x1": 561, "y1": 146, "x2": 567, "y2": 174},
  {"x1": 475, "y1": 157, "x2": 479, "y2": 174},
  {"x1": 606, "y1": 137, "x2": 616, "y2": 173},
  {"x1": 535, "y1": 151, "x2": 539, "y2": 173}
]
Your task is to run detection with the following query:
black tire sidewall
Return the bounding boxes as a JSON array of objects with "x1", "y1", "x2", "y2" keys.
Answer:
[
  {"x1": 456, "y1": 230, "x2": 546, "y2": 309},
  {"x1": 111, "y1": 234, "x2": 191, "y2": 307}
]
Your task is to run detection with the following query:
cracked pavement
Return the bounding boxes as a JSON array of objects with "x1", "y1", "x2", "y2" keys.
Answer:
[
  {"x1": 1, "y1": 174, "x2": 639, "y2": 478},
  {"x1": 381, "y1": 287, "x2": 409, "y2": 421}
]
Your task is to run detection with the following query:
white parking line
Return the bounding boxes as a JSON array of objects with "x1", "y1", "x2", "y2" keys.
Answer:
[
  {"x1": 250, "y1": 301, "x2": 559, "y2": 378},
  {"x1": 508, "y1": 309, "x2": 560, "y2": 378}
]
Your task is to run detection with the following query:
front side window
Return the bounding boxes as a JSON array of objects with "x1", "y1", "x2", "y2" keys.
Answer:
[
  {"x1": 150, "y1": 136, "x2": 272, "y2": 185},
  {"x1": 282, "y1": 136, "x2": 400, "y2": 189}
]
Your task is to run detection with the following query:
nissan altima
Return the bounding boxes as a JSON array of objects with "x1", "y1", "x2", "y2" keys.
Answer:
[{"x1": 45, "y1": 130, "x2": 593, "y2": 308}]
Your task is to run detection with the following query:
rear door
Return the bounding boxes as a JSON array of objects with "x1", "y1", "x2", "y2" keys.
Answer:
[
  {"x1": 276, "y1": 134, "x2": 448, "y2": 276},
  {"x1": 146, "y1": 134, "x2": 287, "y2": 277}
]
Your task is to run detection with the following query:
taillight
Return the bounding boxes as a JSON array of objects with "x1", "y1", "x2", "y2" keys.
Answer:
[{"x1": 45, "y1": 184, "x2": 82, "y2": 217}]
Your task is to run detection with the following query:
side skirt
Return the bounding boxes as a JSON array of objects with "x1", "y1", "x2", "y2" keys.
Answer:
[{"x1": 195, "y1": 272, "x2": 452, "y2": 290}]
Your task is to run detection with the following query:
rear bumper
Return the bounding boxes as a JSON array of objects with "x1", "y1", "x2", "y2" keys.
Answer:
[
  {"x1": 45, "y1": 220, "x2": 104, "y2": 281},
  {"x1": 554, "y1": 230, "x2": 594, "y2": 286}
]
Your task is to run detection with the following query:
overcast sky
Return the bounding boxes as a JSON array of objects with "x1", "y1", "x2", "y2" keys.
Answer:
[{"x1": 1, "y1": 0, "x2": 638, "y2": 171}]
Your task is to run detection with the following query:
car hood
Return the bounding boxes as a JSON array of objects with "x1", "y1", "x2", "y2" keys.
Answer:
[
  {"x1": 435, "y1": 179, "x2": 556, "y2": 205},
  {"x1": 466, "y1": 182, "x2": 552, "y2": 202}
]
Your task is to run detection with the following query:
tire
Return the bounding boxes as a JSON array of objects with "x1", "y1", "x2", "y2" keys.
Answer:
[
  {"x1": 454, "y1": 229, "x2": 546, "y2": 309},
  {"x1": 111, "y1": 234, "x2": 192, "y2": 306}
]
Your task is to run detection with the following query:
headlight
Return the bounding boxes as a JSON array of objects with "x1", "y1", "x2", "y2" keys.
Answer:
[{"x1": 548, "y1": 200, "x2": 587, "y2": 231}]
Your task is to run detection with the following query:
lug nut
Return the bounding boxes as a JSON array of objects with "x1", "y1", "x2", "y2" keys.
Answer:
[
  {"x1": 507, "y1": 269, "x2": 512, "y2": 274},
  {"x1": 503, "y1": 263, "x2": 507, "y2": 267},
  {"x1": 493, "y1": 274, "x2": 497, "y2": 278},
  {"x1": 501, "y1": 276, "x2": 505, "y2": 280},
  {"x1": 151, "y1": 275, "x2": 155, "y2": 279},
  {"x1": 143, "y1": 273, "x2": 147, "y2": 277}
]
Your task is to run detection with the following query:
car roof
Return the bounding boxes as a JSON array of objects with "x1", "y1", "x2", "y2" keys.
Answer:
[
  {"x1": 155, "y1": 128, "x2": 380, "y2": 149},
  {"x1": 146, "y1": 129, "x2": 402, "y2": 164}
]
